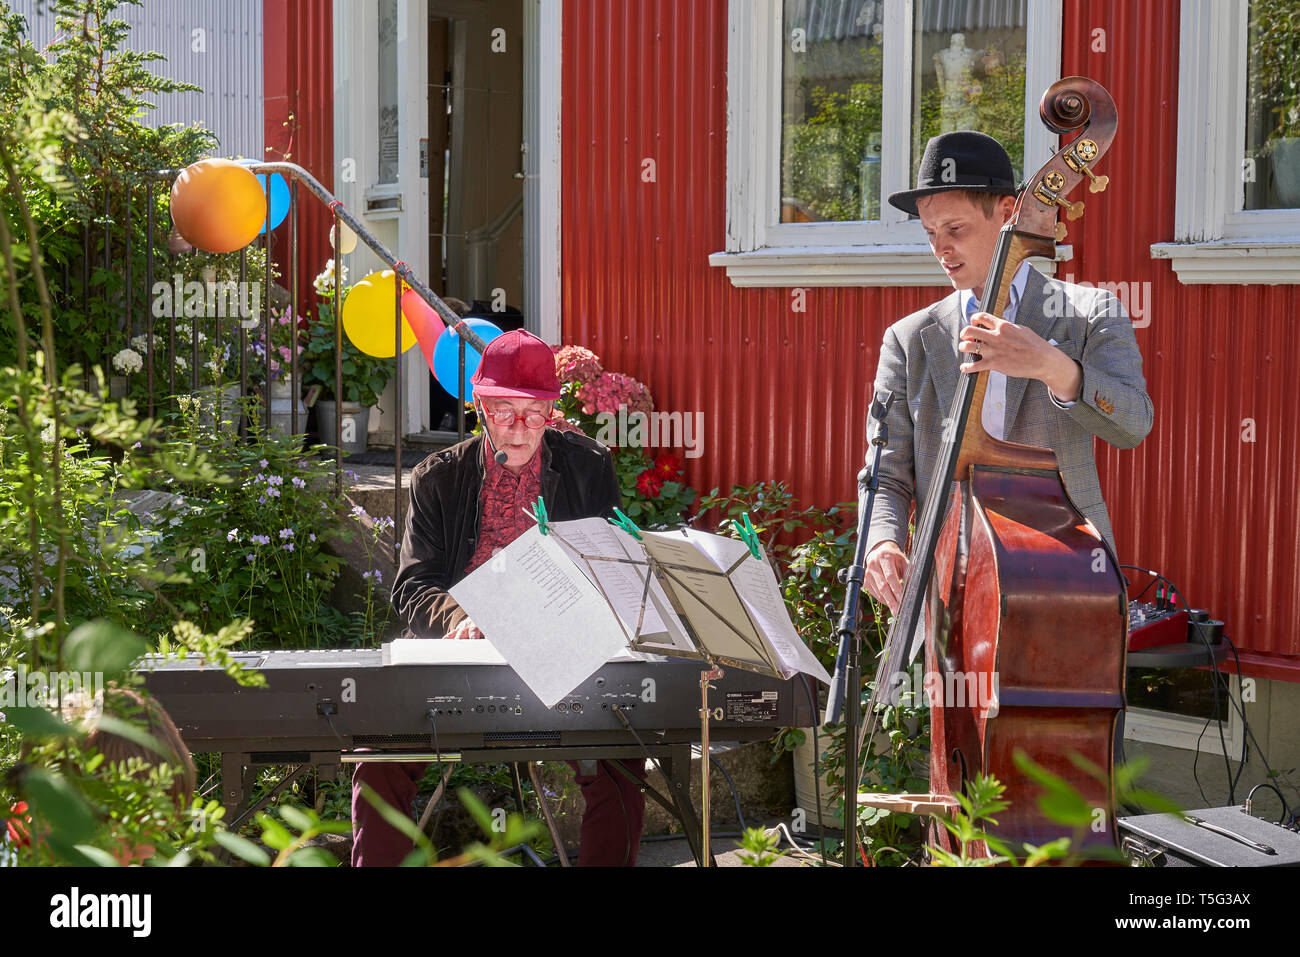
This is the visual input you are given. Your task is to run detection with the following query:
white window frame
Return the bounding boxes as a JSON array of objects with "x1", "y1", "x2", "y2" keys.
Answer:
[
  {"x1": 1124, "y1": 676, "x2": 1245, "y2": 761},
  {"x1": 1150, "y1": 0, "x2": 1300, "y2": 284},
  {"x1": 523, "y1": 0, "x2": 563, "y2": 347},
  {"x1": 709, "y1": 0, "x2": 1064, "y2": 287}
]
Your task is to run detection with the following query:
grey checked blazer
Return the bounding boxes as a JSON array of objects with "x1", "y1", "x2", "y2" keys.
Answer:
[{"x1": 865, "y1": 267, "x2": 1154, "y2": 559}]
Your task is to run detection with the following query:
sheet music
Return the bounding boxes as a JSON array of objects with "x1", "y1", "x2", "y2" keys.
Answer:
[
  {"x1": 449, "y1": 528, "x2": 629, "y2": 707},
  {"x1": 727, "y1": 554, "x2": 831, "y2": 683},
  {"x1": 546, "y1": 517, "x2": 681, "y2": 646},
  {"x1": 638, "y1": 530, "x2": 779, "y2": 674},
  {"x1": 640, "y1": 528, "x2": 829, "y2": 683},
  {"x1": 674, "y1": 526, "x2": 751, "y2": 571}
]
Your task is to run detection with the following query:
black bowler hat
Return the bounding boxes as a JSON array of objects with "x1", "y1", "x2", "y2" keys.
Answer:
[{"x1": 887, "y1": 131, "x2": 1018, "y2": 216}]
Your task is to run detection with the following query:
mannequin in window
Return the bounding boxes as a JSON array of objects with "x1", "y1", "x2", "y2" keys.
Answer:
[{"x1": 934, "y1": 33, "x2": 982, "y2": 133}]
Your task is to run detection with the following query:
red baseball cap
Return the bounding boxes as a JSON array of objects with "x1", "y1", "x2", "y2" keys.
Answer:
[{"x1": 471, "y1": 329, "x2": 562, "y2": 400}]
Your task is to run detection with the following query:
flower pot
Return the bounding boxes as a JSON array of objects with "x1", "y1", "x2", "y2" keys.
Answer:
[
  {"x1": 194, "y1": 383, "x2": 244, "y2": 432},
  {"x1": 316, "y1": 399, "x2": 370, "y2": 455},
  {"x1": 792, "y1": 728, "x2": 844, "y2": 829},
  {"x1": 268, "y1": 377, "x2": 307, "y2": 440}
]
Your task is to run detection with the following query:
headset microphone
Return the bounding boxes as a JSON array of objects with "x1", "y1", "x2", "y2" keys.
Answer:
[{"x1": 476, "y1": 400, "x2": 509, "y2": 465}]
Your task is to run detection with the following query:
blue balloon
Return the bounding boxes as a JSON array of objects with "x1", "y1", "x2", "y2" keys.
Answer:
[
  {"x1": 236, "y1": 159, "x2": 289, "y2": 233},
  {"x1": 433, "y1": 317, "x2": 504, "y2": 401}
]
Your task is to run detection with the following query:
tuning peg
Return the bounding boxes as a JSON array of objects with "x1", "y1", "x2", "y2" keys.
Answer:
[
  {"x1": 1034, "y1": 171, "x2": 1083, "y2": 223},
  {"x1": 1065, "y1": 138, "x2": 1109, "y2": 193},
  {"x1": 1043, "y1": 192, "x2": 1085, "y2": 220},
  {"x1": 1054, "y1": 222, "x2": 1068, "y2": 242},
  {"x1": 1082, "y1": 167, "x2": 1110, "y2": 193}
]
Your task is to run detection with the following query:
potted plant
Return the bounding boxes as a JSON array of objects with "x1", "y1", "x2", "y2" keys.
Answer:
[
  {"x1": 301, "y1": 297, "x2": 393, "y2": 455},
  {"x1": 247, "y1": 304, "x2": 308, "y2": 439}
]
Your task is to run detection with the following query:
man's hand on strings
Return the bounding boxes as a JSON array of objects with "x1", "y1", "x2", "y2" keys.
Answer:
[
  {"x1": 446, "y1": 617, "x2": 483, "y2": 640},
  {"x1": 959, "y1": 312, "x2": 1082, "y2": 402},
  {"x1": 865, "y1": 541, "x2": 909, "y2": 615}
]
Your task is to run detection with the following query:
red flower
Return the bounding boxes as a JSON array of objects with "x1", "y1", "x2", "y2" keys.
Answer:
[
  {"x1": 636, "y1": 470, "x2": 664, "y2": 499},
  {"x1": 6, "y1": 801, "x2": 30, "y2": 847},
  {"x1": 653, "y1": 452, "x2": 683, "y2": 480}
]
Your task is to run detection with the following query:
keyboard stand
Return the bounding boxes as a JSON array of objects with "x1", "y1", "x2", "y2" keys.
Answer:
[{"x1": 214, "y1": 741, "x2": 718, "y2": 867}]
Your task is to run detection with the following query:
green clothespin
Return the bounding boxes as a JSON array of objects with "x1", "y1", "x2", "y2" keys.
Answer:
[
  {"x1": 531, "y1": 496, "x2": 550, "y2": 535},
  {"x1": 732, "y1": 512, "x2": 763, "y2": 560},
  {"x1": 609, "y1": 507, "x2": 643, "y2": 541}
]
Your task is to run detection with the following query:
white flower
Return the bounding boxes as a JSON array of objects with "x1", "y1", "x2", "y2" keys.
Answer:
[
  {"x1": 313, "y1": 259, "x2": 349, "y2": 298},
  {"x1": 129, "y1": 334, "x2": 150, "y2": 352},
  {"x1": 174, "y1": 355, "x2": 188, "y2": 371},
  {"x1": 112, "y1": 348, "x2": 143, "y2": 375}
]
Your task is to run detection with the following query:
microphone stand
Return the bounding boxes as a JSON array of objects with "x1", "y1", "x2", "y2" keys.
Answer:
[{"x1": 823, "y1": 390, "x2": 893, "y2": 868}]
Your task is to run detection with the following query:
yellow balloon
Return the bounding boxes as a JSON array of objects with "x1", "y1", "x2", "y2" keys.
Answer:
[
  {"x1": 342, "y1": 270, "x2": 417, "y2": 357},
  {"x1": 170, "y1": 159, "x2": 267, "y2": 253},
  {"x1": 330, "y1": 221, "x2": 358, "y2": 254}
]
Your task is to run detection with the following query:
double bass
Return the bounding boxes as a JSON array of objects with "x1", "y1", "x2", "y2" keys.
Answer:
[{"x1": 864, "y1": 77, "x2": 1127, "y2": 861}]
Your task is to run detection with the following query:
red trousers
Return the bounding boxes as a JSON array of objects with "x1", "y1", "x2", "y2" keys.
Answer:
[{"x1": 351, "y1": 758, "x2": 648, "y2": 867}]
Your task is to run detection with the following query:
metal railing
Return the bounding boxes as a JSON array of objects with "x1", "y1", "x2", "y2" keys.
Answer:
[{"x1": 73, "y1": 160, "x2": 488, "y2": 565}]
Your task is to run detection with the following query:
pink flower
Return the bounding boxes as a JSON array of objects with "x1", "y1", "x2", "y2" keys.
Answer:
[
  {"x1": 578, "y1": 372, "x2": 653, "y2": 417},
  {"x1": 554, "y1": 345, "x2": 603, "y2": 387}
]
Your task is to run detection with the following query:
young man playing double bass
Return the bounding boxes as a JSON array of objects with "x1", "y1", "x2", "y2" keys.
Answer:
[{"x1": 862, "y1": 130, "x2": 1153, "y2": 612}]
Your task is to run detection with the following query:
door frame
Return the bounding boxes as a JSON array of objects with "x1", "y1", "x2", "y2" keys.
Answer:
[{"x1": 333, "y1": 0, "x2": 561, "y2": 438}]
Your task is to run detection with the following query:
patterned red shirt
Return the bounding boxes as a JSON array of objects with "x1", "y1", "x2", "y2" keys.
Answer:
[{"x1": 464, "y1": 440, "x2": 544, "y2": 574}]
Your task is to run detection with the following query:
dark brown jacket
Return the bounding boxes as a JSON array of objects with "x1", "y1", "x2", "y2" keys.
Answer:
[{"x1": 392, "y1": 428, "x2": 622, "y2": 636}]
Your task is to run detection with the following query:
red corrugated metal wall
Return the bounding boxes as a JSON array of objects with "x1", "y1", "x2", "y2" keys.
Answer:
[
  {"x1": 1060, "y1": 0, "x2": 1300, "y2": 677},
  {"x1": 264, "y1": 0, "x2": 334, "y2": 315},
  {"x1": 562, "y1": 0, "x2": 1300, "y2": 677}
]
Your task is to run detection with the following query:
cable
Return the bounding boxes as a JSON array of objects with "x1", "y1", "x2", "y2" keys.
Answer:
[
  {"x1": 1220, "y1": 636, "x2": 1285, "y2": 814},
  {"x1": 1120, "y1": 564, "x2": 1163, "y2": 604},
  {"x1": 797, "y1": 676, "x2": 829, "y2": 866},
  {"x1": 1221, "y1": 637, "x2": 1249, "y2": 802},
  {"x1": 708, "y1": 755, "x2": 747, "y2": 832},
  {"x1": 1244, "y1": 782, "x2": 1289, "y2": 824},
  {"x1": 610, "y1": 706, "x2": 668, "y2": 782},
  {"x1": 768, "y1": 821, "x2": 837, "y2": 866},
  {"x1": 1132, "y1": 569, "x2": 1236, "y2": 805},
  {"x1": 425, "y1": 709, "x2": 446, "y2": 824},
  {"x1": 1191, "y1": 712, "x2": 1212, "y2": 806}
]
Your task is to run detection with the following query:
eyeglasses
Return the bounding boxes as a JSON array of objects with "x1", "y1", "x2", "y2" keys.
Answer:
[{"x1": 479, "y1": 408, "x2": 551, "y2": 429}]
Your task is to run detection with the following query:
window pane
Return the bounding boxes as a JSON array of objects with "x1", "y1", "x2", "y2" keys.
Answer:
[
  {"x1": 1244, "y1": 0, "x2": 1300, "y2": 210},
  {"x1": 910, "y1": 1, "x2": 1028, "y2": 208},
  {"x1": 780, "y1": 0, "x2": 886, "y2": 223},
  {"x1": 377, "y1": 0, "x2": 400, "y2": 185}
]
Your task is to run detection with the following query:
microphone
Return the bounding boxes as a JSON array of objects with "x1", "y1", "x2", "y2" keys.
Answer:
[{"x1": 476, "y1": 402, "x2": 509, "y2": 465}]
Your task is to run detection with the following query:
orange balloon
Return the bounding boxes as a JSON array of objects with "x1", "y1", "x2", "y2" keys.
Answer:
[{"x1": 170, "y1": 159, "x2": 268, "y2": 253}]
